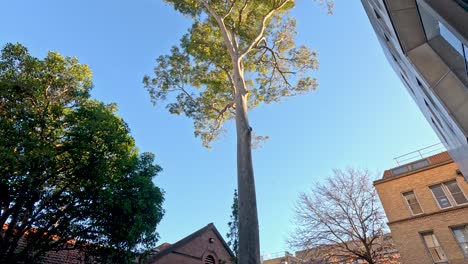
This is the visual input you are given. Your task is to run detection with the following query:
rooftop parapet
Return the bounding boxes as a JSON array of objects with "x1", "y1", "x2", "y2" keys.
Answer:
[{"x1": 383, "y1": 150, "x2": 452, "y2": 181}]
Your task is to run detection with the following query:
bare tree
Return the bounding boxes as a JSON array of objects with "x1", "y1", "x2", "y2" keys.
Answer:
[{"x1": 290, "y1": 168, "x2": 399, "y2": 264}]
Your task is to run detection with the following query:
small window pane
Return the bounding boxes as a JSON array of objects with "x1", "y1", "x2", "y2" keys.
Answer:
[
  {"x1": 445, "y1": 180, "x2": 468, "y2": 205},
  {"x1": 403, "y1": 191, "x2": 423, "y2": 215},
  {"x1": 392, "y1": 166, "x2": 409, "y2": 176},
  {"x1": 423, "y1": 233, "x2": 437, "y2": 247},
  {"x1": 374, "y1": 9, "x2": 381, "y2": 19},
  {"x1": 412, "y1": 159, "x2": 430, "y2": 170},
  {"x1": 430, "y1": 185, "x2": 452, "y2": 208},
  {"x1": 439, "y1": 22, "x2": 464, "y2": 56},
  {"x1": 464, "y1": 44, "x2": 468, "y2": 61},
  {"x1": 455, "y1": 0, "x2": 468, "y2": 11},
  {"x1": 452, "y1": 225, "x2": 468, "y2": 257},
  {"x1": 422, "y1": 233, "x2": 448, "y2": 262},
  {"x1": 464, "y1": 44, "x2": 468, "y2": 77}
]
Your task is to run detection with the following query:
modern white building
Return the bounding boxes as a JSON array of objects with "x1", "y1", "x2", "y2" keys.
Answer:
[{"x1": 361, "y1": 0, "x2": 468, "y2": 180}]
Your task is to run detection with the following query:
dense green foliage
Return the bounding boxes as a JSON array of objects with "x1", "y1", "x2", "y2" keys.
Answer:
[
  {"x1": 0, "y1": 43, "x2": 164, "y2": 263},
  {"x1": 145, "y1": 0, "x2": 332, "y2": 148},
  {"x1": 227, "y1": 190, "x2": 239, "y2": 263}
]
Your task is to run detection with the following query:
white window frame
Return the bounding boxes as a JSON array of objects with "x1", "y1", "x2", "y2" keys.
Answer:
[
  {"x1": 429, "y1": 179, "x2": 468, "y2": 209},
  {"x1": 444, "y1": 180, "x2": 468, "y2": 205},
  {"x1": 420, "y1": 232, "x2": 448, "y2": 263},
  {"x1": 430, "y1": 184, "x2": 453, "y2": 209},
  {"x1": 402, "y1": 190, "x2": 424, "y2": 216}
]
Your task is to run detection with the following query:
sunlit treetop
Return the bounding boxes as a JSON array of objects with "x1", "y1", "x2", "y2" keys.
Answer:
[{"x1": 145, "y1": 0, "x2": 333, "y2": 148}]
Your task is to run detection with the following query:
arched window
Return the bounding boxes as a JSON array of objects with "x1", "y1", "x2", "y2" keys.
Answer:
[{"x1": 204, "y1": 255, "x2": 216, "y2": 264}]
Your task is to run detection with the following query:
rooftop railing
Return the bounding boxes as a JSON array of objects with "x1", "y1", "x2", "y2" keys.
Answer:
[{"x1": 393, "y1": 143, "x2": 446, "y2": 166}]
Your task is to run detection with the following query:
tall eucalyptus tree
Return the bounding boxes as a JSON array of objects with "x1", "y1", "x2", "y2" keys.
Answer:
[{"x1": 144, "y1": 1, "x2": 332, "y2": 263}]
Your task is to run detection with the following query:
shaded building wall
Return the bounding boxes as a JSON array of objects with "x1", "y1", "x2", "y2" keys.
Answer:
[{"x1": 361, "y1": 0, "x2": 468, "y2": 180}]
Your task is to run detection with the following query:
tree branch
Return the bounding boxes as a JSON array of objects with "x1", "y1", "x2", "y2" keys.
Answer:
[
  {"x1": 240, "y1": 0, "x2": 292, "y2": 58},
  {"x1": 257, "y1": 44, "x2": 294, "y2": 87},
  {"x1": 200, "y1": 1, "x2": 236, "y2": 57}
]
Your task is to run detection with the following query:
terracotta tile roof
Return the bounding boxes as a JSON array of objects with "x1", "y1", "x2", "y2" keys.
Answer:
[{"x1": 1, "y1": 224, "x2": 91, "y2": 263}]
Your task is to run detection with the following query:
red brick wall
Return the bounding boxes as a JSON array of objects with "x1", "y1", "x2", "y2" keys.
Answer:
[{"x1": 148, "y1": 229, "x2": 233, "y2": 264}]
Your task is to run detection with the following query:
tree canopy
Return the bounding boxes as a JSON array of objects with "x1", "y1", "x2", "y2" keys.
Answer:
[
  {"x1": 0, "y1": 43, "x2": 165, "y2": 263},
  {"x1": 145, "y1": 0, "x2": 332, "y2": 148},
  {"x1": 290, "y1": 168, "x2": 399, "y2": 264}
]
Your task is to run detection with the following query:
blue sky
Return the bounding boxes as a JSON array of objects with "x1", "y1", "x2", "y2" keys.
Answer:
[{"x1": 1, "y1": 0, "x2": 440, "y2": 256}]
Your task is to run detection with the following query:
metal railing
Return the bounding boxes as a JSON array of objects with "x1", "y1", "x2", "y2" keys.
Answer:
[{"x1": 393, "y1": 143, "x2": 446, "y2": 166}]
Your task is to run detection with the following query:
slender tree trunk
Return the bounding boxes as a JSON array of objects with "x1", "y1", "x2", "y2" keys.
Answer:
[{"x1": 233, "y1": 59, "x2": 261, "y2": 264}]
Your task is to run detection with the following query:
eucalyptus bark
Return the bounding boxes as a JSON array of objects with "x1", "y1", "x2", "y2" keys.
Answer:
[{"x1": 233, "y1": 59, "x2": 261, "y2": 264}]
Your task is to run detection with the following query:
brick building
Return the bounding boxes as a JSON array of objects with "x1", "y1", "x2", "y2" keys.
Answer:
[
  {"x1": 142, "y1": 223, "x2": 234, "y2": 264},
  {"x1": 294, "y1": 234, "x2": 400, "y2": 264},
  {"x1": 1, "y1": 224, "x2": 92, "y2": 264},
  {"x1": 375, "y1": 151, "x2": 468, "y2": 264},
  {"x1": 261, "y1": 251, "x2": 302, "y2": 264}
]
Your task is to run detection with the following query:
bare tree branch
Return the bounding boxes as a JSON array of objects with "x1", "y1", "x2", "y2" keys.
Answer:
[{"x1": 290, "y1": 168, "x2": 399, "y2": 264}]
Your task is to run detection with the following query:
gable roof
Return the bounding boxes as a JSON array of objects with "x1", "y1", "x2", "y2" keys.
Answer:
[{"x1": 146, "y1": 223, "x2": 235, "y2": 263}]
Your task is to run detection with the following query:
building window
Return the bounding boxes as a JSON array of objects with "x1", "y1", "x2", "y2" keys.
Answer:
[
  {"x1": 384, "y1": 33, "x2": 390, "y2": 42},
  {"x1": 418, "y1": 78, "x2": 457, "y2": 137},
  {"x1": 392, "y1": 166, "x2": 409, "y2": 176},
  {"x1": 430, "y1": 184, "x2": 452, "y2": 208},
  {"x1": 432, "y1": 118, "x2": 448, "y2": 144},
  {"x1": 412, "y1": 159, "x2": 430, "y2": 170},
  {"x1": 430, "y1": 180, "x2": 468, "y2": 208},
  {"x1": 464, "y1": 44, "x2": 468, "y2": 74},
  {"x1": 205, "y1": 255, "x2": 216, "y2": 264},
  {"x1": 418, "y1": 1, "x2": 468, "y2": 85},
  {"x1": 421, "y1": 232, "x2": 448, "y2": 263},
  {"x1": 454, "y1": 0, "x2": 468, "y2": 11},
  {"x1": 445, "y1": 180, "x2": 468, "y2": 204},
  {"x1": 402, "y1": 191, "x2": 423, "y2": 215},
  {"x1": 452, "y1": 225, "x2": 468, "y2": 257},
  {"x1": 400, "y1": 73, "x2": 416, "y2": 96},
  {"x1": 430, "y1": 116, "x2": 448, "y2": 144},
  {"x1": 426, "y1": 99, "x2": 444, "y2": 130},
  {"x1": 374, "y1": 9, "x2": 381, "y2": 19}
]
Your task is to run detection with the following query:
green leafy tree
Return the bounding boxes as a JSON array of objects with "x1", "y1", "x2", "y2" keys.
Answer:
[
  {"x1": 144, "y1": 1, "x2": 332, "y2": 263},
  {"x1": 227, "y1": 189, "x2": 239, "y2": 263},
  {"x1": 0, "y1": 43, "x2": 165, "y2": 263}
]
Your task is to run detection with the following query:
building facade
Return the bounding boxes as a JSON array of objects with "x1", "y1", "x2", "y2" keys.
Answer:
[
  {"x1": 141, "y1": 223, "x2": 234, "y2": 264},
  {"x1": 261, "y1": 251, "x2": 302, "y2": 264},
  {"x1": 375, "y1": 151, "x2": 468, "y2": 264},
  {"x1": 294, "y1": 235, "x2": 400, "y2": 264},
  {"x1": 361, "y1": 0, "x2": 468, "y2": 180}
]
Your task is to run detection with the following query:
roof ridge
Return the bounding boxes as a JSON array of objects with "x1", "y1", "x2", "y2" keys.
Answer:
[{"x1": 145, "y1": 223, "x2": 234, "y2": 263}]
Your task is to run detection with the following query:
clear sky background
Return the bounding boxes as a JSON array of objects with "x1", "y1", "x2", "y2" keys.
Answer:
[{"x1": 1, "y1": 0, "x2": 440, "y2": 257}]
